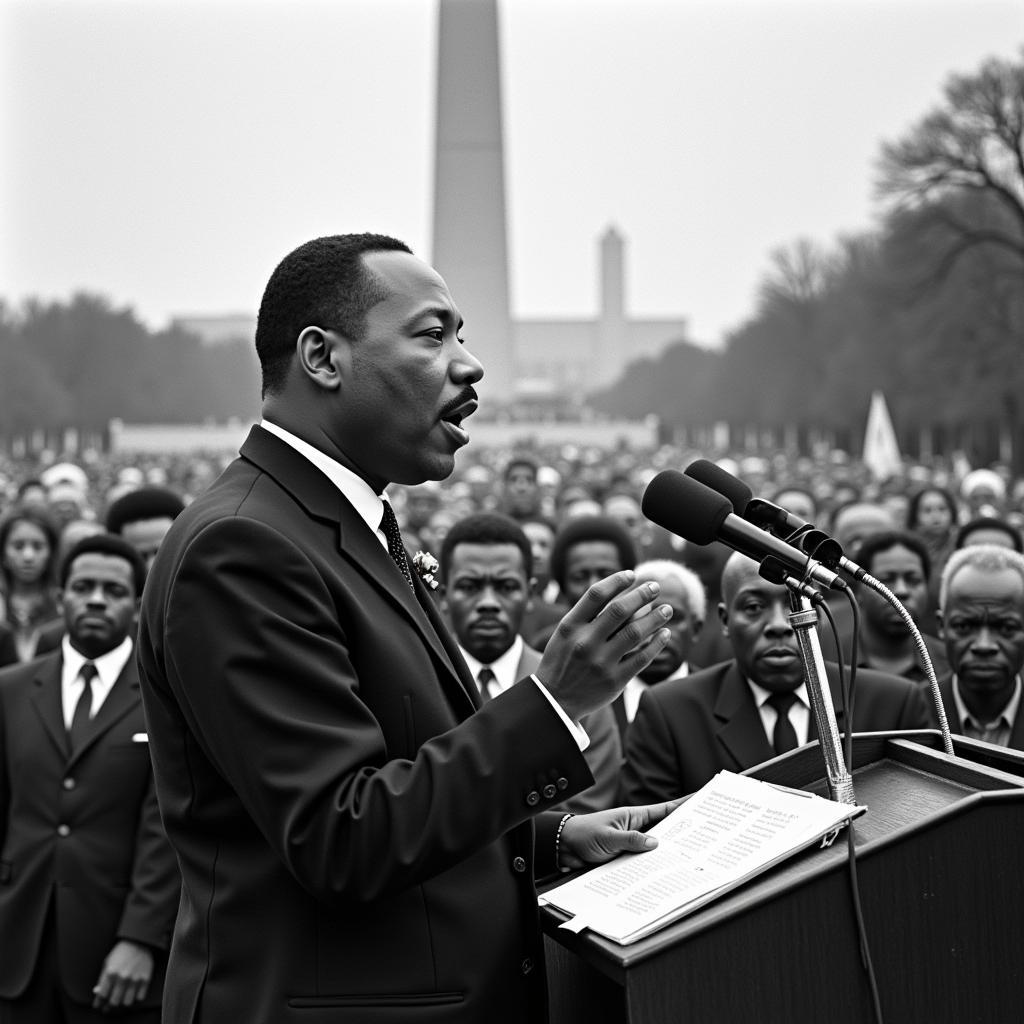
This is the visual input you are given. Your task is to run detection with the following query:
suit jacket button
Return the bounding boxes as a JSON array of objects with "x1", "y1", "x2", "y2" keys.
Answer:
[
  {"x1": 62, "y1": 777, "x2": 76, "y2": 790},
  {"x1": 512, "y1": 856, "x2": 527, "y2": 873},
  {"x1": 526, "y1": 790, "x2": 540, "y2": 806},
  {"x1": 556, "y1": 776, "x2": 569, "y2": 791},
  {"x1": 542, "y1": 784, "x2": 557, "y2": 799},
  {"x1": 521, "y1": 957, "x2": 535, "y2": 975},
  {"x1": 57, "y1": 824, "x2": 71, "y2": 837}
]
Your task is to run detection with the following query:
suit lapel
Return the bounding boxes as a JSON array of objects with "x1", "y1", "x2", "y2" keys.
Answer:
[
  {"x1": 29, "y1": 654, "x2": 70, "y2": 758},
  {"x1": 714, "y1": 663, "x2": 774, "y2": 769},
  {"x1": 240, "y1": 426, "x2": 478, "y2": 716}
]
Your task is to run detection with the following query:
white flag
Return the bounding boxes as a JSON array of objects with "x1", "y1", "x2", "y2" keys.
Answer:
[{"x1": 862, "y1": 390, "x2": 902, "y2": 481}]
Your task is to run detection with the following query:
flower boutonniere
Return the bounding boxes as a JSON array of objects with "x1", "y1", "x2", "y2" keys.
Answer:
[{"x1": 413, "y1": 550, "x2": 440, "y2": 591}]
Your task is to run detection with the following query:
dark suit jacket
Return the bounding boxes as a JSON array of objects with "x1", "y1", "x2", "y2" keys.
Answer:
[
  {"x1": 935, "y1": 674, "x2": 1024, "y2": 751},
  {"x1": 515, "y1": 643, "x2": 622, "y2": 813},
  {"x1": 0, "y1": 648, "x2": 178, "y2": 1005},
  {"x1": 136, "y1": 426, "x2": 593, "y2": 1024},
  {"x1": 620, "y1": 659, "x2": 932, "y2": 803}
]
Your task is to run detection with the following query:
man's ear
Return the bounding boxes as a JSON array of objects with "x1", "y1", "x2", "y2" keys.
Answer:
[
  {"x1": 935, "y1": 608, "x2": 945, "y2": 641},
  {"x1": 526, "y1": 576, "x2": 536, "y2": 612},
  {"x1": 296, "y1": 326, "x2": 349, "y2": 391},
  {"x1": 717, "y1": 601, "x2": 729, "y2": 636}
]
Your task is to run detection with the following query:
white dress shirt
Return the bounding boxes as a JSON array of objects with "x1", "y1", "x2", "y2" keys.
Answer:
[
  {"x1": 61, "y1": 635, "x2": 134, "y2": 729},
  {"x1": 623, "y1": 662, "x2": 690, "y2": 724},
  {"x1": 747, "y1": 679, "x2": 811, "y2": 747}
]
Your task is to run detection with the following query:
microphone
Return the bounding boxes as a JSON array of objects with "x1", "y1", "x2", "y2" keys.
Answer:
[
  {"x1": 641, "y1": 471, "x2": 848, "y2": 592},
  {"x1": 686, "y1": 461, "x2": 867, "y2": 582},
  {"x1": 758, "y1": 556, "x2": 826, "y2": 606}
]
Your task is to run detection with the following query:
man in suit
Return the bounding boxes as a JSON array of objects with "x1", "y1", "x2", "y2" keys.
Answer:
[
  {"x1": 439, "y1": 512, "x2": 622, "y2": 813},
  {"x1": 934, "y1": 544, "x2": 1024, "y2": 749},
  {"x1": 621, "y1": 552, "x2": 931, "y2": 803},
  {"x1": 0, "y1": 534, "x2": 179, "y2": 1023},
  {"x1": 135, "y1": 233, "x2": 677, "y2": 1024}
]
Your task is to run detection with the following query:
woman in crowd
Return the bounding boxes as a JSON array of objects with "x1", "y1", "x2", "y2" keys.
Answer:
[
  {"x1": 0, "y1": 504, "x2": 61, "y2": 664},
  {"x1": 906, "y1": 484, "x2": 960, "y2": 631}
]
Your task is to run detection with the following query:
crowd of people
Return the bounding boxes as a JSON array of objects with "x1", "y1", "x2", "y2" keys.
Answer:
[{"x1": 1, "y1": 232, "x2": 1022, "y2": 1022}]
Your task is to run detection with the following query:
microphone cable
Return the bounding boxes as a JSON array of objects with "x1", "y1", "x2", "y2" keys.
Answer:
[{"x1": 840, "y1": 588, "x2": 885, "y2": 1024}]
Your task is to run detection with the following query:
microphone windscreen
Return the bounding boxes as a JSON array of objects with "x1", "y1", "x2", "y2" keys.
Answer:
[
  {"x1": 684, "y1": 460, "x2": 752, "y2": 514},
  {"x1": 642, "y1": 470, "x2": 732, "y2": 546}
]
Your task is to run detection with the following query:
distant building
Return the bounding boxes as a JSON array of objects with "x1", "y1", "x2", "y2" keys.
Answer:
[
  {"x1": 173, "y1": 0, "x2": 689, "y2": 402},
  {"x1": 433, "y1": 0, "x2": 688, "y2": 402}
]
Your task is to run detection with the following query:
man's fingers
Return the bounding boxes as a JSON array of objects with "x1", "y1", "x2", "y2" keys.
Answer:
[{"x1": 559, "y1": 569, "x2": 638, "y2": 626}]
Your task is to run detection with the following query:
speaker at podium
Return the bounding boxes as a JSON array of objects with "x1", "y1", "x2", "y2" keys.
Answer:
[{"x1": 541, "y1": 730, "x2": 1024, "y2": 1024}]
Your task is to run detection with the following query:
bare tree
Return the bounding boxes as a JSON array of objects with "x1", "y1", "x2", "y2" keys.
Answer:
[{"x1": 876, "y1": 50, "x2": 1024, "y2": 281}]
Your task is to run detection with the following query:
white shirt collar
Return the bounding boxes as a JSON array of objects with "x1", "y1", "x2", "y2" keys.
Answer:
[
  {"x1": 458, "y1": 635, "x2": 525, "y2": 697},
  {"x1": 623, "y1": 662, "x2": 690, "y2": 722},
  {"x1": 60, "y1": 635, "x2": 134, "y2": 729},
  {"x1": 953, "y1": 673, "x2": 1022, "y2": 730},
  {"x1": 261, "y1": 418, "x2": 389, "y2": 549}
]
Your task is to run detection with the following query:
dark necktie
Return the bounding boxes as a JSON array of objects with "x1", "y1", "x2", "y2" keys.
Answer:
[
  {"x1": 69, "y1": 662, "x2": 98, "y2": 750},
  {"x1": 380, "y1": 502, "x2": 414, "y2": 590},
  {"x1": 477, "y1": 666, "x2": 496, "y2": 702},
  {"x1": 768, "y1": 691, "x2": 799, "y2": 755}
]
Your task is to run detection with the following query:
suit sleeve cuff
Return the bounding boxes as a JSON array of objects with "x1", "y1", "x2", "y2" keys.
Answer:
[{"x1": 530, "y1": 674, "x2": 590, "y2": 751}]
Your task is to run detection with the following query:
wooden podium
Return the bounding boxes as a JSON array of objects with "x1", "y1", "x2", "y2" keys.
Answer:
[{"x1": 541, "y1": 731, "x2": 1024, "y2": 1024}]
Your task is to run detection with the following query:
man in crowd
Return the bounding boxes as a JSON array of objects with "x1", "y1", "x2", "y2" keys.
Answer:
[
  {"x1": 0, "y1": 534, "x2": 179, "y2": 1022},
  {"x1": 500, "y1": 454, "x2": 543, "y2": 523},
  {"x1": 612, "y1": 559, "x2": 706, "y2": 740},
  {"x1": 104, "y1": 486, "x2": 186, "y2": 570},
  {"x1": 527, "y1": 514, "x2": 638, "y2": 650},
  {"x1": 620, "y1": 551, "x2": 931, "y2": 802},
  {"x1": 439, "y1": 512, "x2": 622, "y2": 812},
  {"x1": 136, "y1": 233, "x2": 676, "y2": 1023},
  {"x1": 935, "y1": 544, "x2": 1024, "y2": 749}
]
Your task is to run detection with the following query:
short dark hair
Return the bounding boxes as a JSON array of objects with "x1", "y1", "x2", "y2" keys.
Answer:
[
  {"x1": 503, "y1": 454, "x2": 539, "y2": 482},
  {"x1": 59, "y1": 533, "x2": 147, "y2": 597},
  {"x1": 906, "y1": 486, "x2": 959, "y2": 531},
  {"x1": 439, "y1": 513, "x2": 533, "y2": 582},
  {"x1": 105, "y1": 486, "x2": 185, "y2": 534},
  {"x1": 549, "y1": 515, "x2": 637, "y2": 591},
  {"x1": 955, "y1": 516, "x2": 1024, "y2": 552},
  {"x1": 852, "y1": 529, "x2": 932, "y2": 582},
  {"x1": 254, "y1": 233, "x2": 413, "y2": 397}
]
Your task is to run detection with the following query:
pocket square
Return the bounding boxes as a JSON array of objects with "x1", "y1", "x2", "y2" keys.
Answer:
[{"x1": 132, "y1": 733, "x2": 149, "y2": 743}]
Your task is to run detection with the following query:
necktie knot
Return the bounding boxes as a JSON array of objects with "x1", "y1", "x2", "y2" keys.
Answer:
[
  {"x1": 767, "y1": 691, "x2": 799, "y2": 755},
  {"x1": 380, "y1": 502, "x2": 414, "y2": 590},
  {"x1": 79, "y1": 662, "x2": 98, "y2": 685}
]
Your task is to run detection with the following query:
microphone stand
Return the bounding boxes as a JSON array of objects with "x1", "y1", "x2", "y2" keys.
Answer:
[{"x1": 787, "y1": 589, "x2": 858, "y2": 805}]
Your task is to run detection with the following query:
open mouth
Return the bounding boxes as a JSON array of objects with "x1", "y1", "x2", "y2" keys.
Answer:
[{"x1": 439, "y1": 394, "x2": 478, "y2": 444}]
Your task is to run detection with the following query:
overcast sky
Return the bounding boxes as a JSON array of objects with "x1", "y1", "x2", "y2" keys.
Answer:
[{"x1": 2, "y1": 0, "x2": 1021, "y2": 348}]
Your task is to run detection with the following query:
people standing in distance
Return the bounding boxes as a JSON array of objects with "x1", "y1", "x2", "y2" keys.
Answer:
[
  {"x1": 439, "y1": 512, "x2": 623, "y2": 813},
  {"x1": 0, "y1": 534, "x2": 178, "y2": 1023},
  {"x1": 934, "y1": 544, "x2": 1024, "y2": 750},
  {"x1": 136, "y1": 233, "x2": 676, "y2": 1024},
  {"x1": 620, "y1": 552, "x2": 931, "y2": 803}
]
